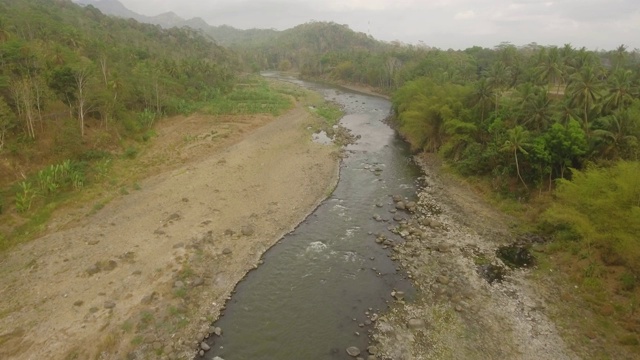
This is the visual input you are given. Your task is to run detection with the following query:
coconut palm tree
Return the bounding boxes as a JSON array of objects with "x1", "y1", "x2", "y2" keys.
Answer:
[
  {"x1": 612, "y1": 44, "x2": 628, "y2": 71},
  {"x1": 485, "y1": 62, "x2": 511, "y2": 114},
  {"x1": 603, "y1": 69, "x2": 636, "y2": 113},
  {"x1": 592, "y1": 111, "x2": 639, "y2": 159},
  {"x1": 502, "y1": 125, "x2": 531, "y2": 189},
  {"x1": 566, "y1": 65, "x2": 605, "y2": 135},
  {"x1": 535, "y1": 46, "x2": 563, "y2": 93},
  {"x1": 520, "y1": 87, "x2": 552, "y2": 132},
  {"x1": 471, "y1": 78, "x2": 494, "y2": 124}
]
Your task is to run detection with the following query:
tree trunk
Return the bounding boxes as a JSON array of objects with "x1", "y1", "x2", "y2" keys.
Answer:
[{"x1": 514, "y1": 150, "x2": 528, "y2": 190}]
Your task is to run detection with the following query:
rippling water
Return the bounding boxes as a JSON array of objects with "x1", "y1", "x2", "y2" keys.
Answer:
[{"x1": 204, "y1": 73, "x2": 421, "y2": 360}]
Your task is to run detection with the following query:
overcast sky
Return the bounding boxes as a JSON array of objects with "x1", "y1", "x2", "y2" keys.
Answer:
[{"x1": 117, "y1": 0, "x2": 639, "y2": 50}]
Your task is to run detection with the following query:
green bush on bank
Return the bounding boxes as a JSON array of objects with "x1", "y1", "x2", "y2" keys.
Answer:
[{"x1": 541, "y1": 161, "x2": 640, "y2": 272}]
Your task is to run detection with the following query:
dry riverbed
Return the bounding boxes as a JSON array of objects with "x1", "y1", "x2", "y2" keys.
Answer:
[
  {"x1": 0, "y1": 103, "x2": 340, "y2": 360},
  {"x1": 370, "y1": 155, "x2": 579, "y2": 360}
]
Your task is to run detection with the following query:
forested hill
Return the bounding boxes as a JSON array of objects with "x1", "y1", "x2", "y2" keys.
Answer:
[
  {"x1": 0, "y1": 0, "x2": 237, "y2": 183},
  {"x1": 235, "y1": 21, "x2": 385, "y2": 74}
]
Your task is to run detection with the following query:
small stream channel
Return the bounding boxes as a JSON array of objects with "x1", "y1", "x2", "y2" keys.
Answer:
[{"x1": 203, "y1": 73, "x2": 422, "y2": 359}]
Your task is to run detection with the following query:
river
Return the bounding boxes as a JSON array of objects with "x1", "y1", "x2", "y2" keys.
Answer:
[{"x1": 203, "y1": 74, "x2": 421, "y2": 359}]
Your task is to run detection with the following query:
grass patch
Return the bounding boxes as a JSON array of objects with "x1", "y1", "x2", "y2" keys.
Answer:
[
  {"x1": 204, "y1": 76, "x2": 293, "y2": 116},
  {"x1": 90, "y1": 201, "x2": 106, "y2": 214},
  {"x1": 130, "y1": 335, "x2": 144, "y2": 345},
  {"x1": 136, "y1": 311, "x2": 154, "y2": 332},
  {"x1": 173, "y1": 287, "x2": 187, "y2": 299},
  {"x1": 1, "y1": 202, "x2": 56, "y2": 251},
  {"x1": 177, "y1": 264, "x2": 194, "y2": 280},
  {"x1": 120, "y1": 320, "x2": 133, "y2": 333},
  {"x1": 93, "y1": 333, "x2": 119, "y2": 360},
  {"x1": 314, "y1": 103, "x2": 343, "y2": 126}
]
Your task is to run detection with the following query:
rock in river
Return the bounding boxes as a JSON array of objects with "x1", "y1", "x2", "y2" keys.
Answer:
[{"x1": 346, "y1": 346, "x2": 361, "y2": 357}]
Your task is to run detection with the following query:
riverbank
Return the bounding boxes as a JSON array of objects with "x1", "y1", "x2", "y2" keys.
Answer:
[
  {"x1": 371, "y1": 154, "x2": 578, "y2": 360},
  {"x1": 0, "y1": 102, "x2": 340, "y2": 360}
]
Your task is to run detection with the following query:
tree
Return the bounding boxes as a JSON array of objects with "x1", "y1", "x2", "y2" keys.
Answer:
[
  {"x1": 501, "y1": 125, "x2": 531, "y2": 189},
  {"x1": 0, "y1": 96, "x2": 15, "y2": 150},
  {"x1": 485, "y1": 62, "x2": 511, "y2": 114},
  {"x1": 604, "y1": 69, "x2": 636, "y2": 113},
  {"x1": 566, "y1": 65, "x2": 605, "y2": 135},
  {"x1": 73, "y1": 66, "x2": 94, "y2": 137},
  {"x1": 535, "y1": 46, "x2": 563, "y2": 93},
  {"x1": 471, "y1": 78, "x2": 494, "y2": 125},
  {"x1": 544, "y1": 119, "x2": 588, "y2": 179},
  {"x1": 48, "y1": 66, "x2": 77, "y2": 115},
  {"x1": 612, "y1": 44, "x2": 628, "y2": 70},
  {"x1": 9, "y1": 77, "x2": 36, "y2": 138},
  {"x1": 519, "y1": 86, "x2": 551, "y2": 132},
  {"x1": 592, "y1": 111, "x2": 639, "y2": 160}
]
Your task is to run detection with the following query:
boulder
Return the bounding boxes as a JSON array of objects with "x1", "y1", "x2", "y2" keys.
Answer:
[
  {"x1": 407, "y1": 318, "x2": 426, "y2": 330},
  {"x1": 346, "y1": 346, "x2": 361, "y2": 357},
  {"x1": 241, "y1": 225, "x2": 255, "y2": 236}
]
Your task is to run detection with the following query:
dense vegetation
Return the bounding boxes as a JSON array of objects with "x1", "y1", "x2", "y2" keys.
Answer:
[{"x1": 0, "y1": 0, "x2": 236, "y2": 166}]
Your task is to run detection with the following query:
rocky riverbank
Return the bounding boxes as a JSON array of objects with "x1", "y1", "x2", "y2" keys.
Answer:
[{"x1": 368, "y1": 155, "x2": 578, "y2": 360}]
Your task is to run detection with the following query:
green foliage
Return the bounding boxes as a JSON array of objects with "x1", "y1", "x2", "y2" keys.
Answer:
[
  {"x1": 123, "y1": 146, "x2": 138, "y2": 159},
  {"x1": 15, "y1": 181, "x2": 37, "y2": 213},
  {"x1": 544, "y1": 119, "x2": 588, "y2": 178},
  {"x1": 620, "y1": 273, "x2": 636, "y2": 291},
  {"x1": 0, "y1": 96, "x2": 15, "y2": 150},
  {"x1": 0, "y1": 0, "x2": 238, "y2": 151},
  {"x1": 542, "y1": 162, "x2": 640, "y2": 272},
  {"x1": 313, "y1": 103, "x2": 343, "y2": 126},
  {"x1": 138, "y1": 109, "x2": 156, "y2": 130},
  {"x1": 204, "y1": 79, "x2": 292, "y2": 115},
  {"x1": 93, "y1": 158, "x2": 112, "y2": 179},
  {"x1": 392, "y1": 77, "x2": 472, "y2": 152}
]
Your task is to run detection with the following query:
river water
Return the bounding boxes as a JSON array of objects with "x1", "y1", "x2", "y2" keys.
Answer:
[{"x1": 204, "y1": 74, "x2": 421, "y2": 360}]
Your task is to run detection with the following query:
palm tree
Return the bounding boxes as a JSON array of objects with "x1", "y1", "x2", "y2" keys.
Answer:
[
  {"x1": 535, "y1": 46, "x2": 563, "y2": 93},
  {"x1": 553, "y1": 98, "x2": 580, "y2": 126},
  {"x1": 520, "y1": 87, "x2": 551, "y2": 132},
  {"x1": 604, "y1": 69, "x2": 636, "y2": 113},
  {"x1": 485, "y1": 62, "x2": 511, "y2": 114},
  {"x1": 566, "y1": 65, "x2": 605, "y2": 135},
  {"x1": 612, "y1": 44, "x2": 628, "y2": 70},
  {"x1": 471, "y1": 78, "x2": 494, "y2": 124},
  {"x1": 592, "y1": 111, "x2": 639, "y2": 159},
  {"x1": 502, "y1": 125, "x2": 531, "y2": 190}
]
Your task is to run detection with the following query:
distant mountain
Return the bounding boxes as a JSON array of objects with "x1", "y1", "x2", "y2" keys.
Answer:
[
  {"x1": 75, "y1": 0, "x2": 144, "y2": 21},
  {"x1": 74, "y1": 0, "x2": 277, "y2": 45}
]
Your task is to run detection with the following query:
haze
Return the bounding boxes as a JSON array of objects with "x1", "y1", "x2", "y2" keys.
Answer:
[{"x1": 115, "y1": 0, "x2": 639, "y2": 50}]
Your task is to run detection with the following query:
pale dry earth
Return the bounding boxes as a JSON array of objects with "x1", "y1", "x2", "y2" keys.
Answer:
[{"x1": 0, "y1": 104, "x2": 340, "y2": 360}]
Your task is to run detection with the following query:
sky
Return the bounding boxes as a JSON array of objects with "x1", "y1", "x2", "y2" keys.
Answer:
[{"x1": 117, "y1": 0, "x2": 640, "y2": 50}]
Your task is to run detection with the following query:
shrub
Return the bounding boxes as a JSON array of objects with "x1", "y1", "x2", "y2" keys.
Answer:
[
  {"x1": 15, "y1": 181, "x2": 37, "y2": 213},
  {"x1": 124, "y1": 146, "x2": 138, "y2": 159},
  {"x1": 542, "y1": 161, "x2": 640, "y2": 273}
]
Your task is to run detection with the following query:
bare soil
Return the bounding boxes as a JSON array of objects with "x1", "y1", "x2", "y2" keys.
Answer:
[{"x1": 0, "y1": 104, "x2": 340, "y2": 360}]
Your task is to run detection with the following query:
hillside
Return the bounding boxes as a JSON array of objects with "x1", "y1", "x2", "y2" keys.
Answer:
[{"x1": 0, "y1": 0, "x2": 237, "y2": 183}]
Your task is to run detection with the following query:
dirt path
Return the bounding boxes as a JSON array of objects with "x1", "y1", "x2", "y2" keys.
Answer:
[
  {"x1": 0, "y1": 104, "x2": 340, "y2": 360},
  {"x1": 372, "y1": 155, "x2": 579, "y2": 360}
]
